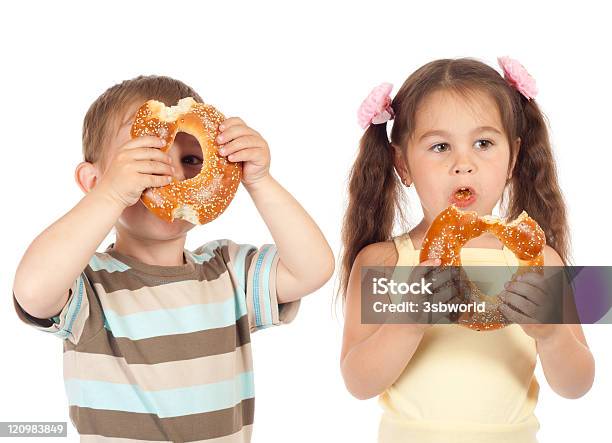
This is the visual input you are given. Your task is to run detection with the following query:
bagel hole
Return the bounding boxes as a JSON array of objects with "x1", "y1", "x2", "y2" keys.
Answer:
[
  {"x1": 458, "y1": 266, "x2": 513, "y2": 303},
  {"x1": 171, "y1": 132, "x2": 204, "y2": 180}
]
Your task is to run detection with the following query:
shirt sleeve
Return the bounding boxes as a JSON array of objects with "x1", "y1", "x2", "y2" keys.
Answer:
[
  {"x1": 226, "y1": 240, "x2": 300, "y2": 333},
  {"x1": 13, "y1": 272, "x2": 93, "y2": 346}
]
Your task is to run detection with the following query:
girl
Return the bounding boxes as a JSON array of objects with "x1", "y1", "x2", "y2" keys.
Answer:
[{"x1": 339, "y1": 57, "x2": 595, "y2": 443}]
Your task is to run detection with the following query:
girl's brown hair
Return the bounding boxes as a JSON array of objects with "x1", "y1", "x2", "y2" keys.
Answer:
[{"x1": 338, "y1": 58, "x2": 571, "y2": 303}]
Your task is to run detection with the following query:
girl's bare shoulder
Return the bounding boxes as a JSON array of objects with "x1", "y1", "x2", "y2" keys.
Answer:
[{"x1": 354, "y1": 240, "x2": 398, "y2": 268}]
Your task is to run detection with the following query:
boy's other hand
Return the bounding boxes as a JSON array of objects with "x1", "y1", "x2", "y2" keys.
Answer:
[
  {"x1": 94, "y1": 136, "x2": 174, "y2": 208},
  {"x1": 216, "y1": 118, "x2": 271, "y2": 187}
]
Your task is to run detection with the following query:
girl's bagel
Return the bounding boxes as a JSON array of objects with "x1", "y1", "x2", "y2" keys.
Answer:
[{"x1": 419, "y1": 204, "x2": 546, "y2": 331}]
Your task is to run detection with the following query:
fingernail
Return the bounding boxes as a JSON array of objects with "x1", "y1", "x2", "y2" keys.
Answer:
[
  {"x1": 217, "y1": 135, "x2": 224, "y2": 142},
  {"x1": 171, "y1": 166, "x2": 175, "y2": 172},
  {"x1": 435, "y1": 259, "x2": 441, "y2": 265},
  {"x1": 219, "y1": 124, "x2": 225, "y2": 131},
  {"x1": 219, "y1": 147, "x2": 226, "y2": 155}
]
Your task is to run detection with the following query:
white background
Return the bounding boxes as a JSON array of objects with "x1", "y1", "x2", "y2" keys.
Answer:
[{"x1": 2, "y1": 1, "x2": 610, "y2": 442}]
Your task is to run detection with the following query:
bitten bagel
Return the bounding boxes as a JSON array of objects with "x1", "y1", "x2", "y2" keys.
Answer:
[
  {"x1": 419, "y1": 204, "x2": 546, "y2": 331},
  {"x1": 130, "y1": 97, "x2": 241, "y2": 225}
]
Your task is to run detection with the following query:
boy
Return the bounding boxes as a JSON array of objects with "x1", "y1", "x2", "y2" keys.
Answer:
[{"x1": 12, "y1": 75, "x2": 335, "y2": 442}]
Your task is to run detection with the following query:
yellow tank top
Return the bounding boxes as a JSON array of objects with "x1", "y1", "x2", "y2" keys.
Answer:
[{"x1": 378, "y1": 232, "x2": 540, "y2": 443}]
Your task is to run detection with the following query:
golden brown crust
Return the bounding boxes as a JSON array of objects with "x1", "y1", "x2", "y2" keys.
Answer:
[
  {"x1": 130, "y1": 98, "x2": 242, "y2": 225},
  {"x1": 419, "y1": 204, "x2": 546, "y2": 331}
]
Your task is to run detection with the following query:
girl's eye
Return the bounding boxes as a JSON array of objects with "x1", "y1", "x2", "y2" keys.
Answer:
[
  {"x1": 182, "y1": 155, "x2": 203, "y2": 166},
  {"x1": 430, "y1": 143, "x2": 449, "y2": 153},
  {"x1": 475, "y1": 139, "x2": 493, "y2": 150}
]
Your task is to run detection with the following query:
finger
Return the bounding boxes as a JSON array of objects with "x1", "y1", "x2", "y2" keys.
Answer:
[
  {"x1": 418, "y1": 258, "x2": 441, "y2": 267},
  {"x1": 448, "y1": 294, "x2": 466, "y2": 306},
  {"x1": 216, "y1": 125, "x2": 258, "y2": 145},
  {"x1": 134, "y1": 160, "x2": 175, "y2": 176},
  {"x1": 121, "y1": 136, "x2": 166, "y2": 151},
  {"x1": 218, "y1": 117, "x2": 246, "y2": 131},
  {"x1": 227, "y1": 147, "x2": 266, "y2": 163},
  {"x1": 143, "y1": 173, "x2": 174, "y2": 188},
  {"x1": 431, "y1": 267, "x2": 466, "y2": 293},
  {"x1": 431, "y1": 275, "x2": 458, "y2": 295},
  {"x1": 127, "y1": 147, "x2": 173, "y2": 164},
  {"x1": 504, "y1": 280, "x2": 546, "y2": 306},
  {"x1": 429, "y1": 265, "x2": 449, "y2": 281},
  {"x1": 499, "y1": 292, "x2": 537, "y2": 317},
  {"x1": 219, "y1": 135, "x2": 266, "y2": 157},
  {"x1": 499, "y1": 303, "x2": 536, "y2": 324},
  {"x1": 432, "y1": 285, "x2": 459, "y2": 305},
  {"x1": 423, "y1": 260, "x2": 446, "y2": 282},
  {"x1": 420, "y1": 258, "x2": 445, "y2": 271},
  {"x1": 416, "y1": 259, "x2": 441, "y2": 275},
  {"x1": 515, "y1": 272, "x2": 548, "y2": 293},
  {"x1": 412, "y1": 259, "x2": 441, "y2": 284}
]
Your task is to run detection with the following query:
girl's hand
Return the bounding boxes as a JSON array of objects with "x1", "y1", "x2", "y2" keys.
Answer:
[
  {"x1": 416, "y1": 263, "x2": 471, "y2": 327},
  {"x1": 216, "y1": 117, "x2": 270, "y2": 186},
  {"x1": 383, "y1": 261, "x2": 469, "y2": 328},
  {"x1": 498, "y1": 271, "x2": 561, "y2": 340}
]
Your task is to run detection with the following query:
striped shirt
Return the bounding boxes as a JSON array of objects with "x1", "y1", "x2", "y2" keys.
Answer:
[{"x1": 13, "y1": 239, "x2": 299, "y2": 442}]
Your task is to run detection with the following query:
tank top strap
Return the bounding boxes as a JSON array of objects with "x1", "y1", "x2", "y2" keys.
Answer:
[
  {"x1": 392, "y1": 232, "x2": 419, "y2": 267},
  {"x1": 501, "y1": 245, "x2": 520, "y2": 267},
  {"x1": 393, "y1": 232, "x2": 415, "y2": 251}
]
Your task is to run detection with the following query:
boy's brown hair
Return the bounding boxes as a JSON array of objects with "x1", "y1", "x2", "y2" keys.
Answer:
[{"x1": 82, "y1": 75, "x2": 203, "y2": 167}]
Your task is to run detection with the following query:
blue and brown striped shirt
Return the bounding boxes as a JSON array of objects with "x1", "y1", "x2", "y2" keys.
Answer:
[{"x1": 13, "y1": 239, "x2": 299, "y2": 442}]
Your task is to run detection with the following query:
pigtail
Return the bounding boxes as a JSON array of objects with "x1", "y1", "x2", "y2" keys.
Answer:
[
  {"x1": 337, "y1": 123, "x2": 404, "y2": 303},
  {"x1": 505, "y1": 98, "x2": 572, "y2": 265}
]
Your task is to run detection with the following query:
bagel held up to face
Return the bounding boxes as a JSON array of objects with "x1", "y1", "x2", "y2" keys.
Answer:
[
  {"x1": 130, "y1": 97, "x2": 242, "y2": 225},
  {"x1": 419, "y1": 204, "x2": 546, "y2": 331}
]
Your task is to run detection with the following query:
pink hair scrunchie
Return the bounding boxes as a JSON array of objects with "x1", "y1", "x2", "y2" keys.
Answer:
[
  {"x1": 357, "y1": 82, "x2": 395, "y2": 129},
  {"x1": 497, "y1": 56, "x2": 538, "y2": 100}
]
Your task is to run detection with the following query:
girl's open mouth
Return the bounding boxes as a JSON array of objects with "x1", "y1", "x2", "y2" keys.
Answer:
[{"x1": 449, "y1": 186, "x2": 477, "y2": 207}]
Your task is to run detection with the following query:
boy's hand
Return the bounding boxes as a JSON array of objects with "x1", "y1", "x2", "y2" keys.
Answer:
[
  {"x1": 94, "y1": 136, "x2": 174, "y2": 208},
  {"x1": 216, "y1": 117, "x2": 270, "y2": 186}
]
